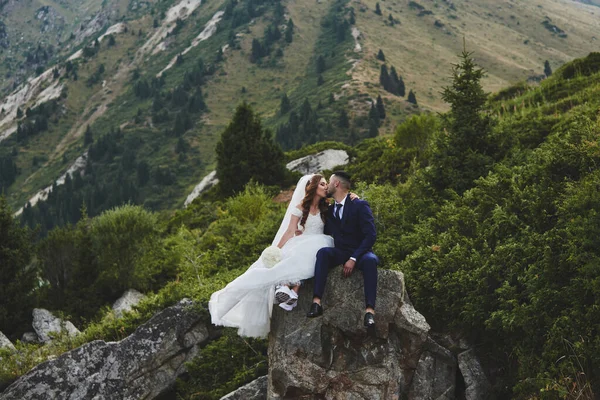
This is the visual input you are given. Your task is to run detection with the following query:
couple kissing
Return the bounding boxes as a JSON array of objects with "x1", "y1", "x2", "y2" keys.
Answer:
[{"x1": 209, "y1": 171, "x2": 379, "y2": 338}]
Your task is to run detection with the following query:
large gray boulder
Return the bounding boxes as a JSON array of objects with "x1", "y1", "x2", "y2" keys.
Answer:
[
  {"x1": 220, "y1": 376, "x2": 268, "y2": 400},
  {"x1": 0, "y1": 331, "x2": 15, "y2": 352},
  {"x1": 0, "y1": 299, "x2": 211, "y2": 400},
  {"x1": 32, "y1": 308, "x2": 80, "y2": 343},
  {"x1": 112, "y1": 289, "x2": 146, "y2": 318},
  {"x1": 459, "y1": 349, "x2": 491, "y2": 400},
  {"x1": 267, "y1": 268, "x2": 456, "y2": 399}
]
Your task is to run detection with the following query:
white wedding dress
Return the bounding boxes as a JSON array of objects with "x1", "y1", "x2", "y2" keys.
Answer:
[{"x1": 209, "y1": 176, "x2": 333, "y2": 338}]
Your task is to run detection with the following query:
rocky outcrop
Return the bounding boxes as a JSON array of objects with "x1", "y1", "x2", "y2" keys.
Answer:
[
  {"x1": 32, "y1": 308, "x2": 80, "y2": 343},
  {"x1": 0, "y1": 331, "x2": 15, "y2": 352},
  {"x1": 220, "y1": 376, "x2": 268, "y2": 400},
  {"x1": 268, "y1": 269, "x2": 457, "y2": 399},
  {"x1": 20, "y1": 332, "x2": 39, "y2": 344},
  {"x1": 285, "y1": 149, "x2": 349, "y2": 175},
  {"x1": 112, "y1": 289, "x2": 146, "y2": 318},
  {"x1": 459, "y1": 349, "x2": 491, "y2": 400},
  {"x1": 1, "y1": 299, "x2": 211, "y2": 400}
]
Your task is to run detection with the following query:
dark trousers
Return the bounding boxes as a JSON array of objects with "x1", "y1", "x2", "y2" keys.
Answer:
[{"x1": 312, "y1": 247, "x2": 379, "y2": 309}]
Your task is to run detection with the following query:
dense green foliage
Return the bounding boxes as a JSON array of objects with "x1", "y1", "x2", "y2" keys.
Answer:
[
  {"x1": 0, "y1": 196, "x2": 36, "y2": 337},
  {"x1": 216, "y1": 103, "x2": 287, "y2": 195}
]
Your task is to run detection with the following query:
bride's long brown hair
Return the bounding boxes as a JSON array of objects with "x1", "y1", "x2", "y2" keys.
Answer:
[{"x1": 299, "y1": 174, "x2": 329, "y2": 228}]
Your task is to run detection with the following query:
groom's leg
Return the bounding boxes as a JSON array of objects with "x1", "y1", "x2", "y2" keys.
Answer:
[
  {"x1": 356, "y1": 252, "x2": 379, "y2": 309},
  {"x1": 313, "y1": 247, "x2": 347, "y2": 302}
]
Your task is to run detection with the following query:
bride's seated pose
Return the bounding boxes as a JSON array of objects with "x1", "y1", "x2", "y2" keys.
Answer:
[{"x1": 209, "y1": 174, "x2": 344, "y2": 338}]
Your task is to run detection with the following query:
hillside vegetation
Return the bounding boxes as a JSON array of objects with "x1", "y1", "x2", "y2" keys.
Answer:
[{"x1": 2, "y1": 50, "x2": 600, "y2": 399}]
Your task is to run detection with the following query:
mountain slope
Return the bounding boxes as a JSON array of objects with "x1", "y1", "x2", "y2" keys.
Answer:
[{"x1": 1, "y1": 0, "x2": 600, "y2": 225}]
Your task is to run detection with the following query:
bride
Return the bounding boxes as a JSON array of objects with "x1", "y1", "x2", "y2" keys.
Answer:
[{"x1": 209, "y1": 174, "x2": 336, "y2": 338}]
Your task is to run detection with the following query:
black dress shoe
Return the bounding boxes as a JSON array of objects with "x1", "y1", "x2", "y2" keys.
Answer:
[
  {"x1": 306, "y1": 302, "x2": 323, "y2": 318},
  {"x1": 364, "y1": 312, "x2": 375, "y2": 328}
]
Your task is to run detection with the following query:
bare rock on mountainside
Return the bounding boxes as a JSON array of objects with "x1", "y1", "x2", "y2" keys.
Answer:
[
  {"x1": 32, "y1": 308, "x2": 80, "y2": 343},
  {"x1": 112, "y1": 289, "x2": 146, "y2": 318},
  {"x1": 0, "y1": 331, "x2": 15, "y2": 352},
  {"x1": 0, "y1": 299, "x2": 210, "y2": 400}
]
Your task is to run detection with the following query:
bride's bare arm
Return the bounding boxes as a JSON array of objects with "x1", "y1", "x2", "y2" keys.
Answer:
[{"x1": 277, "y1": 213, "x2": 302, "y2": 248}]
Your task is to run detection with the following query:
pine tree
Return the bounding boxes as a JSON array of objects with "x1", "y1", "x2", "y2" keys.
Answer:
[
  {"x1": 16, "y1": 107, "x2": 23, "y2": 118},
  {"x1": 317, "y1": 74, "x2": 324, "y2": 86},
  {"x1": 329, "y1": 92, "x2": 335, "y2": 104},
  {"x1": 338, "y1": 109, "x2": 350, "y2": 128},
  {"x1": 0, "y1": 196, "x2": 36, "y2": 337},
  {"x1": 429, "y1": 50, "x2": 494, "y2": 194},
  {"x1": 280, "y1": 93, "x2": 291, "y2": 115},
  {"x1": 107, "y1": 34, "x2": 116, "y2": 46},
  {"x1": 376, "y1": 49, "x2": 385, "y2": 62},
  {"x1": 368, "y1": 102, "x2": 380, "y2": 138},
  {"x1": 390, "y1": 66, "x2": 405, "y2": 96},
  {"x1": 285, "y1": 19, "x2": 294, "y2": 43},
  {"x1": 407, "y1": 90, "x2": 417, "y2": 105},
  {"x1": 375, "y1": 3, "x2": 382, "y2": 15},
  {"x1": 316, "y1": 55, "x2": 326, "y2": 74},
  {"x1": 376, "y1": 95, "x2": 386, "y2": 119},
  {"x1": 379, "y1": 65, "x2": 391, "y2": 91},
  {"x1": 84, "y1": 125, "x2": 93, "y2": 145},
  {"x1": 216, "y1": 103, "x2": 286, "y2": 195},
  {"x1": 544, "y1": 60, "x2": 552, "y2": 77}
]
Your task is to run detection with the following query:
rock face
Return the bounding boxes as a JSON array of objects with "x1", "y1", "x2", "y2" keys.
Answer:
[
  {"x1": 31, "y1": 308, "x2": 80, "y2": 343},
  {"x1": 220, "y1": 376, "x2": 268, "y2": 400},
  {"x1": 459, "y1": 349, "x2": 491, "y2": 400},
  {"x1": 285, "y1": 149, "x2": 349, "y2": 175},
  {"x1": 0, "y1": 331, "x2": 15, "y2": 351},
  {"x1": 20, "y1": 332, "x2": 39, "y2": 344},
  {"x1": 112, "y1": 289, "x2": 146, "y2": 318},
  {"x1": 268, "y1": 269, "x2": 457, "y2": 399},
  {"x1": 1, "y1": 299, "x2": 211, "y2": 400}
]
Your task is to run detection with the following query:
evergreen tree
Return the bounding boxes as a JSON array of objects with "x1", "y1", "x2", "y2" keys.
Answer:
[
  {"x1": 16, "y1": 107, "x2": 23, "y2": 118},
  {"x1": 280, "y1": 93, "x2": 291, "y2": 115},
  {"x1": 407, "y1": 90, "x2": 417, "y2": 105},
  {"x1": 176, "y1": 137, "x2": 187, "y2": 153},
  {"x1": 329, "y1": 92, "x2": 335, "y2": 104},
  {"x1": 285, "y1": 19, "x2": 294, "y2": 43},
  {"x1": 316, "y1": 55, "x2": 326, "y2": 74},
  {"x1": 379, "y1": 65, "x2": 391, "y2": 91},
  {"x1": 376, "y1": 49, "x2": 386, "y2": 62},
  {"x1": 390, "y1": 66, "x2": 405, "y2": 96},
  {"x1": 375, "y1": 3, "x2": 382, "y2": 15},
  {"x1": 84, "y1": 125, "x2": 93, "y2": 145},
  {"x1": 137, "y1": 161, "x2": 150, "y2": 186},
  {"x1": 338, "y1": 109, "x2": 350, "y2": 128},
  {"x1": 216, "y1": 103, "x2": 286, "y2": 195},
  {"x1": 0, "y1": 196, "x2": 36, "y2": 338},
  {"x1": 317, "y1": 74, "x2": 324, "y2": 86},
  {"x1": 368, "y1": 102, "x2": 380, "y2": 138},
  {"x1": 107, "y1": 34, "x2": 116, "y2": 46},
  {"x1": 376, "y1": 95, "x2": 386, "y2": 119},
  {"x1": 250, "y1": 39, "x2": 264, "y2": 63},
  {"x1": 429, "y1": 50, "x2": 494, "y2": 194},
  {"x1": 544, "y1": 60, "x2": 552, "y2": 77}
]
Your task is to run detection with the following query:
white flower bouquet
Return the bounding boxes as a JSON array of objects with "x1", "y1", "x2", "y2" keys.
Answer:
[{"x1": 261, "y1": 245, "x2": 282, "y2": 268}]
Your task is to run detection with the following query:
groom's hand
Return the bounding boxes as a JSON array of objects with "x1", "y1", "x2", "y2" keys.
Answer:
[{"x1": 343, "y1": 259, "x2": 356, "y2": 277}]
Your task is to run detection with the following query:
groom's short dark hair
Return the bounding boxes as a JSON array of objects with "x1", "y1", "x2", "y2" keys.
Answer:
[{"x1": 333, "y1": 171, "x2": 351, "y2": 189}]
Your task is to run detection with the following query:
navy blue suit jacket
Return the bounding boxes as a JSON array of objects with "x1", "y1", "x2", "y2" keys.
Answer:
[{"x1": 324, "y1": 194, "x2": 377, "y2": 260}]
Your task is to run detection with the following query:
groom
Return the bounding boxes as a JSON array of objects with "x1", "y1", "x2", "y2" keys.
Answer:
[{"x1": 306, "y1": 171, "x2": 379, "y2": 327}]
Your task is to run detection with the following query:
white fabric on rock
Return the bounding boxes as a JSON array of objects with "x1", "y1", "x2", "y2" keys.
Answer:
[{"x1": 209, "y1": 175, "x2": 333, "y2": 338}]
